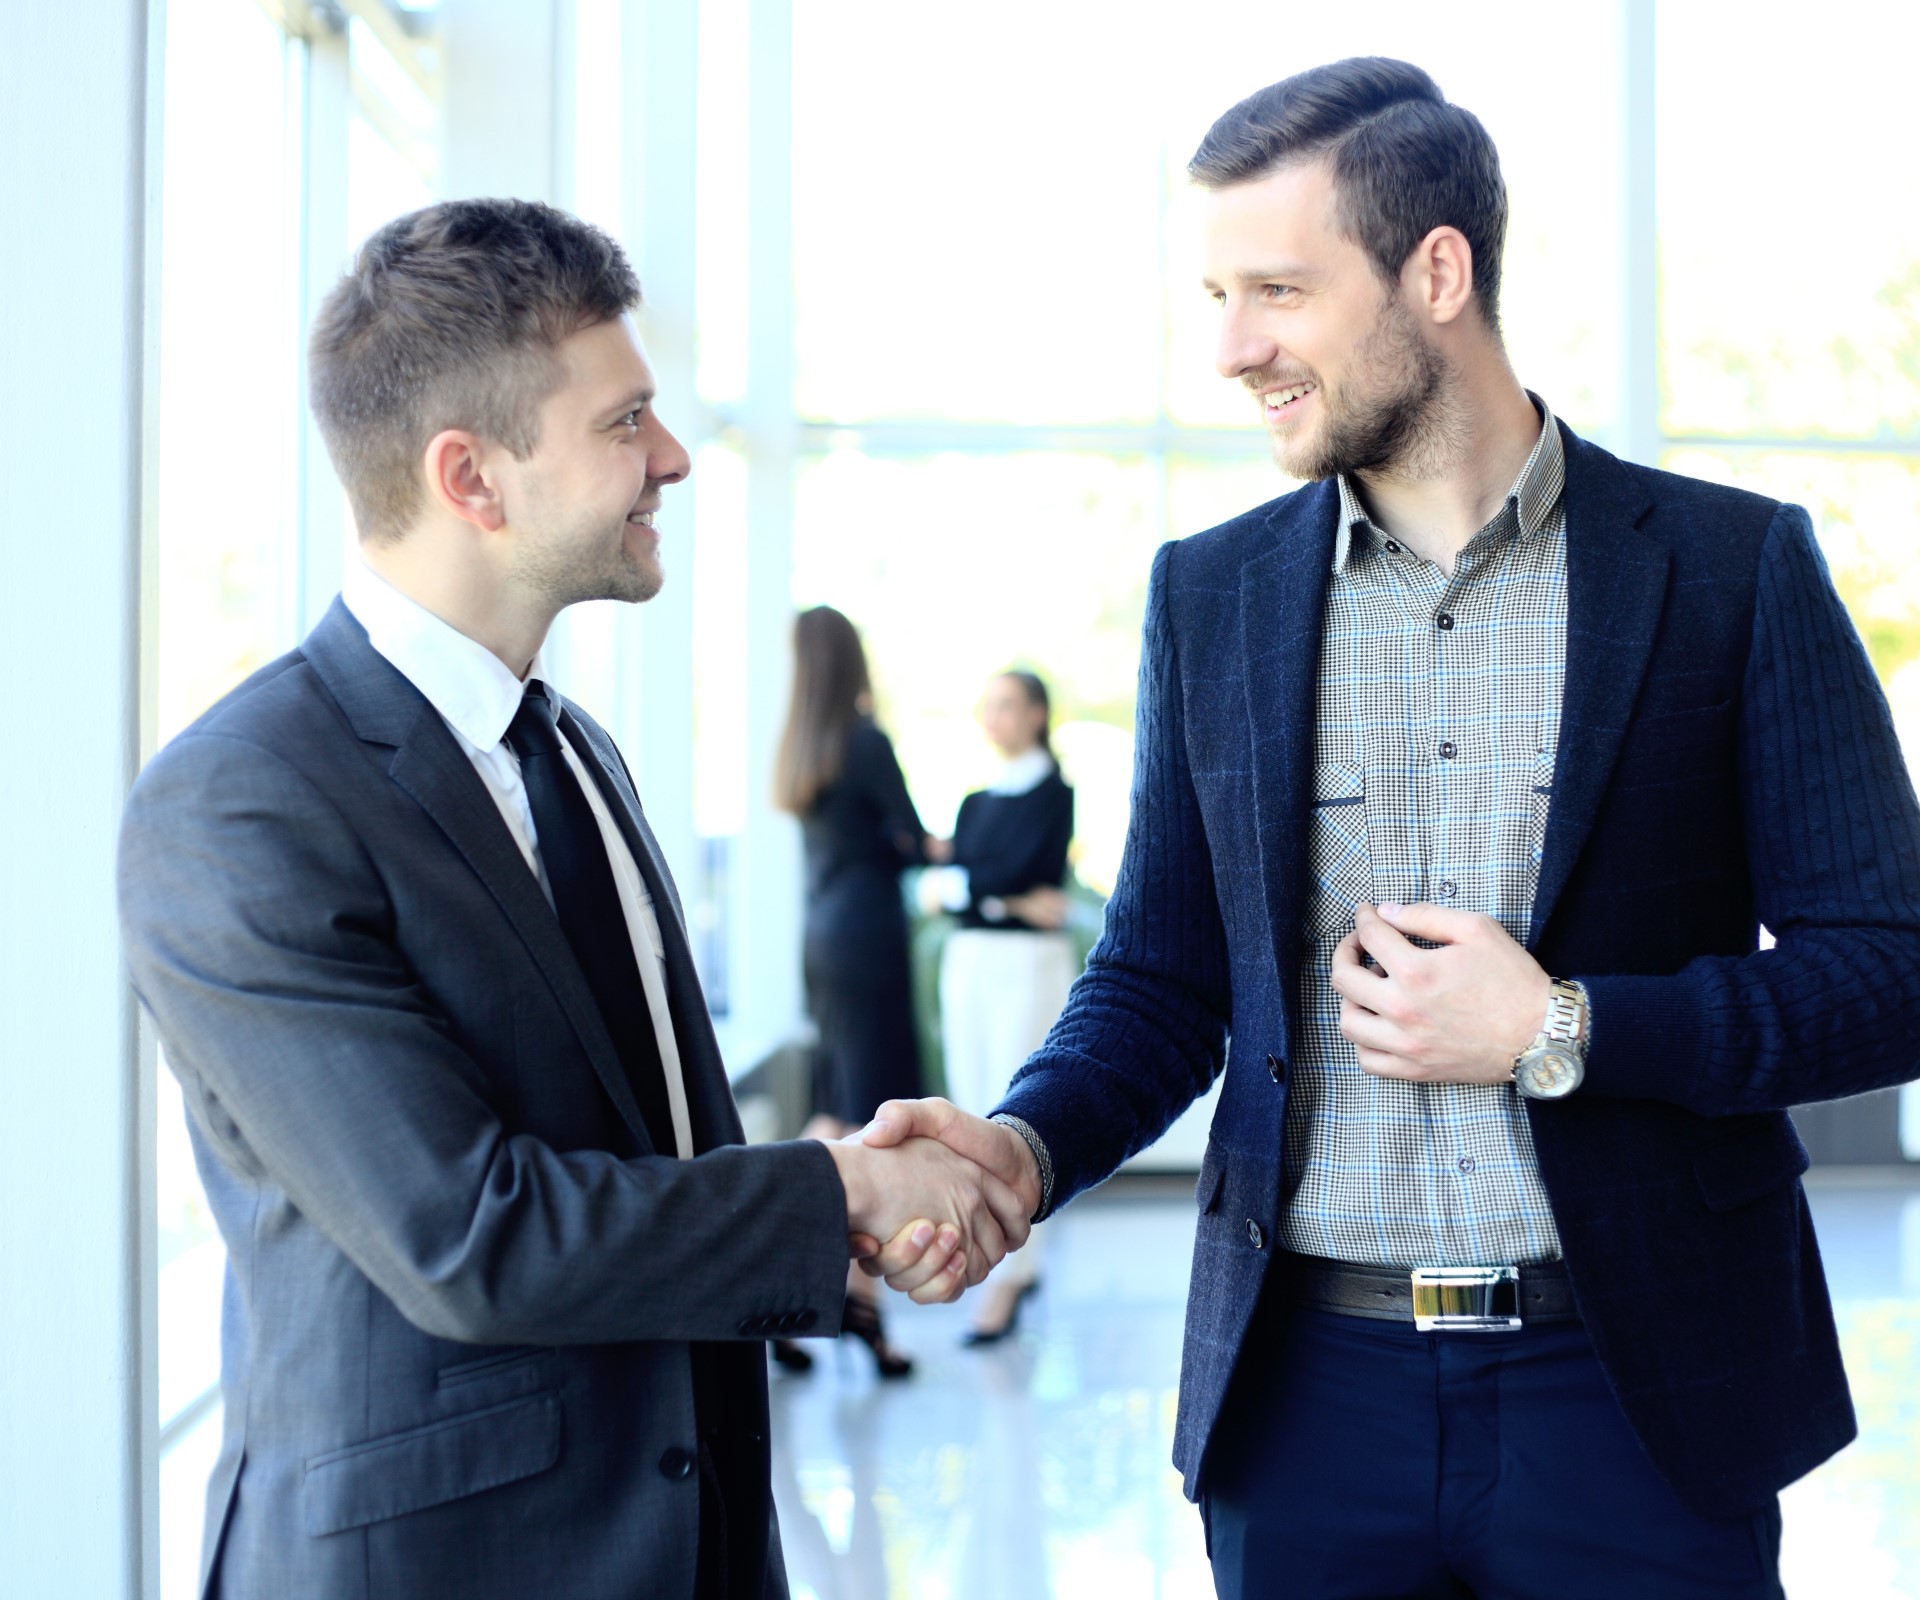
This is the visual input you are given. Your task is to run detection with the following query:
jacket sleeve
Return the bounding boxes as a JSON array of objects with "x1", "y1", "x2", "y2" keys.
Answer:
[
  {"x1": 851, "y1": 721, "x2": 930, "y2": 868},
  {"x1": 118, "y1": 730, "x2": 852, "y2": 1347},
  {"x1": 993, "y1": 543, "x2": 1231, "y2": 1210},
  {"x1": 1579, "y1": 503, "x2": 1920, "y2": 1114}
]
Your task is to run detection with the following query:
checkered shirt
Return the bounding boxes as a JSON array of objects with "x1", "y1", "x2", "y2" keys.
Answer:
[{"x1": 1278, "y1": 399, "x2": 1568, "y2": 1267}]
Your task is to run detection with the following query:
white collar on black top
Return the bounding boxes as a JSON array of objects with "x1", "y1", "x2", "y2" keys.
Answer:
[{"x1": 988, "y1": 746, "x2": 1056, "y2": 796}]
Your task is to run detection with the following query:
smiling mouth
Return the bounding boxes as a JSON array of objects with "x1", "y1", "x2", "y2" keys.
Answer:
[
  {"x1": 1261, "y1": 382, "x2": 1317, "y2": 421},
  {"x1": 626, "y1": 508, "x2": 657, "y2": 530}
]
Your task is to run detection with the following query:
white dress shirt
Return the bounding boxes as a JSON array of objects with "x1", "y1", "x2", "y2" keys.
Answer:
[{"x1": 341, "y1": 562, "x2": 695, "y2": 1158}]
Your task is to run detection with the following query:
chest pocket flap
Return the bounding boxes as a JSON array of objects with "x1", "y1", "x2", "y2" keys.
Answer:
[{"x1": 1307, "y1": 762, "x2": 1370, "y2": 938}]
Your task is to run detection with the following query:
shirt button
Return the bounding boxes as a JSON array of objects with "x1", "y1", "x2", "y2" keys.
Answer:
[
  {"x1": 1439, "y1": 740, "x2": 1459, "y2": 760},
  {"x1": 1438, "y1": 880, "x2": 1458, "y2": 899},
  {"x1": 1246, "y1": 1219, "x2": 1265, "y2": 1250},
  {"x1": 1436, "y1": 612, "x2": 1455, "y2": 631},
  {"x1": 1457, "y1": 1156, "x2": 1477, "y2": 1174},
  {"x1": 1383, "y1": 539, "x2": 1402, "y2": 554}
]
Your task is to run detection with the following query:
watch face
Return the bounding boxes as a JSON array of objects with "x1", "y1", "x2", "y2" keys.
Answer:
[{"x1": 1520, "y1": 1049, "x2": 1581, "y2": 1098}]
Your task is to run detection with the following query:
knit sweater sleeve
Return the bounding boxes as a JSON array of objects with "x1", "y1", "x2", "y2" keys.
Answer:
[{"x1": 993, "y1": 542, "x2": 1232, "y2": 1211}]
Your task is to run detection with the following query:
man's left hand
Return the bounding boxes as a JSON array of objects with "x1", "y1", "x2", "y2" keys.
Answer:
[{"x1": 1329, "y1": 902, "x2": 1550, "y2": 1084}]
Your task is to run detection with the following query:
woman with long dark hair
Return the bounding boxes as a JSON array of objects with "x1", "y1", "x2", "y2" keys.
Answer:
[
  {"x1": 773, "y1": 605, "x2": 934, "y2": 1377},
  {"x1": 929, "y1": 670, "x2": 1075, "y2": 1344}
]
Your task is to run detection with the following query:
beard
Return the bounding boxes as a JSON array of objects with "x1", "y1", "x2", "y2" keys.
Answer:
[
  {"x1": 509, "y1": 485, "x2": 664, "y2": 609},
  {"x1": 1263, "y1": 289, "x2": 1453, "y2": 483}
]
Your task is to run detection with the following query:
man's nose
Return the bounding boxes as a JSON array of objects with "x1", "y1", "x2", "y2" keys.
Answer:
[
  {"x1": 1215, "y1": 302, "x2": 1277, "y2": 382},
  {"x1": 648, "y1": 416, "x2": 692, "y2": 486}
]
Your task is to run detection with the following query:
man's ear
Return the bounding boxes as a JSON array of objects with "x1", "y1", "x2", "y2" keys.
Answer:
[
  {"x1": 421, "y1": 429, "x2": 507, "y2": 532},
  {"x1": 1406, "y1": 226, "x2": 1475, "y2": 328}
]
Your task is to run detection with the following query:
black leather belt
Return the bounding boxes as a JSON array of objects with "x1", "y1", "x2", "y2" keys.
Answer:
[{"x1": 1280, "y1": 1252, "x2": 1579, "y2": 1330}]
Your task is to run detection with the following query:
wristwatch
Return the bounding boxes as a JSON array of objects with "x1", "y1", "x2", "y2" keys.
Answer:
[{"x1": 1512, "y1": 977, "x2": 1590, "y2": 1100}]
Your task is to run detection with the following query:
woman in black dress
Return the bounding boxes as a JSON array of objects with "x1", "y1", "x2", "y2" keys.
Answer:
[
  {"x1": 773, "y1": 605, "x2": 935, "y2": 1375},
  {"x1": 928, "y1": 670, "x2": 1075, "y2": 1343}
]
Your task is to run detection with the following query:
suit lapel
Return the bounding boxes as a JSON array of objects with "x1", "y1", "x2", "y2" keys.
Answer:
[
  {"x1": 1241, "y1": 482, "x2": 1341, "y2": 990},
  {"x1": 559, "y1": 706, "x2": 744, "y2": 1152},
  {"x1": 301, "y1": 602, "x2": 655, "y2": 1150},
  {"x1": 1527, "y1": 427, "x2": 1670, "y2": 946}
]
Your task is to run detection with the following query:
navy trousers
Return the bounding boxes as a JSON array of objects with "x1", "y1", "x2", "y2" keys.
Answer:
[{"x1": 1202, "y1": 1286, "x2": 1784, "y2": 1599}]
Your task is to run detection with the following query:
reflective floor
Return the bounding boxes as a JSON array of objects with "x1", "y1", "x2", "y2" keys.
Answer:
[{"x1": 771, "y1": 1171, "x2": 1920, "y2": 1600}]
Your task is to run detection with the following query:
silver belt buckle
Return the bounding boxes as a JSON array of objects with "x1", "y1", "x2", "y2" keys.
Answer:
[{"x1": 1410, "y1": 1265, "x2": 1522, "y2": 1332}]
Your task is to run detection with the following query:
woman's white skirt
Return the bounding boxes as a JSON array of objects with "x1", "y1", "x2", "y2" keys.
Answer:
[{"x1": 939, "y1": 928, "x2": 1079, "y2": 1286}]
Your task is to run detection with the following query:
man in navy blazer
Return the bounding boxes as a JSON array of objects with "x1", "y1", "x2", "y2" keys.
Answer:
[
  {"x1": 867, "y1": 58, "x2": 1920, "y2": 1596},
  {"x1": 118, "y1": 200, "x2": 1025, "y2": 1600}
]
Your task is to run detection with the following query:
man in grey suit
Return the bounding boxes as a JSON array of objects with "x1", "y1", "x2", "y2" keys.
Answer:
[{"x1": 118, "y1": 199, "x2": 1023, "y2": 1600}]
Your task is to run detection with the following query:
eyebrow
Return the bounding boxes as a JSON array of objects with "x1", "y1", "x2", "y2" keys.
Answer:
[{"x1": 1200, "y1": 264, "x2": 1319, "y2": 291}]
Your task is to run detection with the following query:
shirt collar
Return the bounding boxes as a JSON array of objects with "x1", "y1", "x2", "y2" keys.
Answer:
[
  {"x1": 1331, "y1": 393, "x2": 1564, "y2": 575},
  {"x1": 340, "y1": 561, "x2": 552, "y2": 754},
  {"x1": 988, "y1": 747, "x2": 1057, "y2": 796}
]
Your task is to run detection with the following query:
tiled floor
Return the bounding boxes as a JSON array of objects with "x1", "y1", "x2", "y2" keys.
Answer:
[
  {"x1": 158, "y1": 1169, "x2": 1920, "y2": 1599},
  {"x1": 771, "y1": 1171, "x2": 1920, "y2": 1600}
]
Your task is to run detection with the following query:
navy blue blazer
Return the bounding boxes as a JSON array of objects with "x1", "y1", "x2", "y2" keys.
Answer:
[{"x1": 997, "y1": 423, "x2": 1920, "y2": 1520}]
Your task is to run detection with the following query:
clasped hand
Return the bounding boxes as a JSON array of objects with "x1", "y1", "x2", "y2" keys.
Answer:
[
  {"x1": 1330, "y1": 901, "x2": 1550, "y2": 1083},
  {"x1": 829, "y1": 1098, "x2": 1043, "y2": 1304}
]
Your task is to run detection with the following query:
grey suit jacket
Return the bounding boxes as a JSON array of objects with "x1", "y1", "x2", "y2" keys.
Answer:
[{"x1": 119, "y1": 600, "x2": 851, "y2": 1600}]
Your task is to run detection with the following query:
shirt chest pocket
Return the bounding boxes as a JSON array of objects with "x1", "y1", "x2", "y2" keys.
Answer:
[{"x1": 1305, "y1": 762, "x2": 1372, "y2": 941}]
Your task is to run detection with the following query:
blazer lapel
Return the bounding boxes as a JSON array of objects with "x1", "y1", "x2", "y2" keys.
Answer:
[
  {"x1": 1240, "y1": 482, "x2": 1341, "y2": 994},
  {"x1": 559, "y1": 706, "x2": 745, "y2": 1152},
  {"x1": 301, "y1": 602, "x2": 655, "y2": 1149},
  {"x1": 1527, "y1": 427, "x2": 1671, "y2": 946}
]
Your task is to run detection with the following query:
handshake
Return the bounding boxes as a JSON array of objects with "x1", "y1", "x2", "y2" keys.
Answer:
[{"x1": 823, "y1": 1099, "x2": 1043, "y2": 1305}]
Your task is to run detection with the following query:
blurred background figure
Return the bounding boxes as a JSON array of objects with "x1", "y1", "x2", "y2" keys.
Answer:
[
  {"x1": 927, "y1": 671, "x2": 1076, "y2": 1343},
  {"x1": 774, "y1": 604, "x2": 939, "y2": 1377}
]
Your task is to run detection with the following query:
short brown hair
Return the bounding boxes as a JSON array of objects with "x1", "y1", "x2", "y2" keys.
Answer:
[
  {"x1": 1189, "y1": 58, "x2": 1508, "y2": 332},
  {"x1": 308, "y1": 198, "x2": 641, "y2": 542}
]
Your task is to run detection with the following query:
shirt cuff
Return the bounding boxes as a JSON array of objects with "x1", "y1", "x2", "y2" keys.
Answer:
[
  {"x1": 924, "y1": 865, "x2": 971, "y2": 914},
  {"x1": 989, "y1": 1113, "x2": 1055, "y2": 1222}
]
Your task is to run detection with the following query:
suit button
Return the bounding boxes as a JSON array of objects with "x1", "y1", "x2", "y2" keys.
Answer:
[
  {"x1": 795, "y1": 1309, "x2": 818, "y2": 1332},
  {"x1": 659, "y1": 1447, "x2": 695, "y2": 1481},
  {"x1": 777, "y1": 1312, "x2": 800, "y2": 1334},
  {"x1": 1246, "y1": 1220, "x2": 1265, "y2": 1250},
  {"x1": 736, "y1": 1316, "x2": 762, "y2": 1337},
  {"x1": 1266, "y1": 1053, "x2": 1284, "y2": 1084}
]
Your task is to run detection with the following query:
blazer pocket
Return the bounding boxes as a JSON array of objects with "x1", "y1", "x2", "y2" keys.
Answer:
[
  {"x1": 1621, "y1": 698, "x2": 1735, "y2": 762},
  {"x1": 436, "y1": 1346, "x2": 554, "y2": 1391},
  {"x1": 1693, "y1": 1115, "x2": 1811, "y2": 1212},
  {"x1": 302, "y1": 1392, "x2": 562, "y2": 1538}
]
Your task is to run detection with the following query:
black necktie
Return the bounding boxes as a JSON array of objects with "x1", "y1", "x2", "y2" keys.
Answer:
[{"x1": 504, "y1": 682, "x2": 676, "y2": 1152}]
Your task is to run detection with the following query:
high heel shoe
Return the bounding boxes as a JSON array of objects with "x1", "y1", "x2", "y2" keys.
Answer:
[
  {"x1": 841, "y1": 1293, "x2": 914, "y2": 1379},
  {"x1": 961, "y1": 1280, "x2": 1039, "y2": 1348},
  {"x1": 769, "y1": 1339, "x2": 814, "y2": 1373}
]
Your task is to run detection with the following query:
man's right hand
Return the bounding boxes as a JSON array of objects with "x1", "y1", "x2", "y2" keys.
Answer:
[
  {"x1": 852, "y1": 1098, "x2": 1044, "y2": 1299},
  {"x1": 826, "y1": 1131, "x2": 1030, "y2": 1304}
]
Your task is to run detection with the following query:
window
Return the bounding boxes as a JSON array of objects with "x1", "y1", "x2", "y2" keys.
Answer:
[
  {"x1": 775, "y1": 0, "x2": 1626, "y2": 873},
  {"x1": 151, "y1": 5, "x2": 444, "y2": 1593}
]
